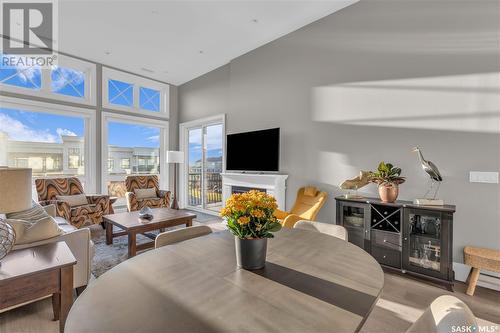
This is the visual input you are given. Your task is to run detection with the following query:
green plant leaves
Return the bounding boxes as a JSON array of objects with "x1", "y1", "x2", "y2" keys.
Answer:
[
  {"x1": 370, "y1": 161, "x2": 406, "y2": 185},
  {"x1": 268, "y1": 222, "x2": 282, "y2": 233}
]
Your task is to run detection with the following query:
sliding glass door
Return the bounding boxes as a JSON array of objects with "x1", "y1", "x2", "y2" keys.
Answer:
[{"x1": 182, "y1": 117, "x2": 224, "y2": 213}]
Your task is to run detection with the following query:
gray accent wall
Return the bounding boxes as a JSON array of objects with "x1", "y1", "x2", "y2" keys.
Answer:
[{"x1": 179, "y1": 0, "x2": 500, "y2": 263}]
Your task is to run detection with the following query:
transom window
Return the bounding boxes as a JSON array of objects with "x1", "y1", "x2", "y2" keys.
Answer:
[
  {"x1": 139, "y1": 87, "x2": 160, "y2": 112},
  {"x1": 0, "y1": 54, "x2": 96, "y2": 105},
  {"x1": 108, "y1": 79, "x2": 134, "y2": 107},
  {"x1": 103, "y1": 67, "x2": 169, "y2": 118},
  {"x1": 51, "y1": 66, "x2": 85, "y2": 98},
  {"x1": 0, "y1": 54, "x2": 42, "y2": 90}
]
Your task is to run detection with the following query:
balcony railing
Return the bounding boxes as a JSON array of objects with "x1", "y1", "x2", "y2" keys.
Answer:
[{"x1": 188, "y1": 172, "x2": 222, "y2": 207}]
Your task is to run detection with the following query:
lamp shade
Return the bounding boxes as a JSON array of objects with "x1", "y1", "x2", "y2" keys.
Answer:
[
  {"x1": 166, "y1": 151, "x2": 184, "y2": 164},
  {"x1": 0, "y1": 168, "x2": 33, "y2": 213}
]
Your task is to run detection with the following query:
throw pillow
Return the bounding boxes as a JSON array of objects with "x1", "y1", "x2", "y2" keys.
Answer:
[
  {"x1": 134, "y1": 188, "x2": 157, "y2": 200},
  {"x1": 6, "y1": 201, "x2": 49, "y2": 221},
  {"x1": 6, "y1": 216, "x2": 63, "y2": 245},
  {"x1": 56, "y1": 194, "x2": 88, "y2": 207}
]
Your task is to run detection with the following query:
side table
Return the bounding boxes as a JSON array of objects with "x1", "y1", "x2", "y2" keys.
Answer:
[{"x1": 0, "y1": 242, "x2": 76, "y2": 333}]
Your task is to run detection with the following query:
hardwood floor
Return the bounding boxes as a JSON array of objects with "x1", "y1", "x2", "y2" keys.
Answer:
[
  {"x1": 1, "y1": 271, "x2": 498, "y2": 333},
  {"x1": 360, "y1": 272, "x2": 500, "y2": 333}
]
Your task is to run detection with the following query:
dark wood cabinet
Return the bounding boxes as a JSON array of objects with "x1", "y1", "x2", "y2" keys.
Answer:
[{"x1": 336, "y1": 196, "x2": 455, "y2": 290}]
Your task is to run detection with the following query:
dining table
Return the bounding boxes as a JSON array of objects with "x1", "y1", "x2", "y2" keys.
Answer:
[{"x1": 65, "y1": 228, "x2": 384, "y2": 333}]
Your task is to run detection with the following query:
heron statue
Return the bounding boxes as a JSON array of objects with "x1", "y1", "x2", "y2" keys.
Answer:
[{"x1": 412, "y1": 147, "x2": 443, "y2": 200}]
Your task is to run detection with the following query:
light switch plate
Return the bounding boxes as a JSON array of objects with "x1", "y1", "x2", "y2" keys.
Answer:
[{"x1": 469, "y1": 171, "x2": 499, "y2": 184}]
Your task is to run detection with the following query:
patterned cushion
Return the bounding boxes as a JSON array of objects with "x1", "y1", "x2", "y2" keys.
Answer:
[
  {"x1": 70, "y1": 204, "x2": 97, "y2": 217},
  {"x1": 56, "y1": 194, "x2": 88, "y2": 207},
  {"x1": 134, "y1": 188, "x2": 157, "y2": 199},
  {"x1": 138, "y1": 198, "x2": 162, "y2": 208},
  {"x1": 6, "y1": 201, "x2": 49, "y2": 221}
]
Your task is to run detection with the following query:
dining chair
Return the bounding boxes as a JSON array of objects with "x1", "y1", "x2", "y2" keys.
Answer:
[
  {"x1": 406, "y1": 295, "x2": 477, "y2": 333},
  {"x1": 155, "y1": 225, "x2": 212, "y2": 248},
  {"x1": 294, "y1": 220, "x2": 348, "y2": 241}
]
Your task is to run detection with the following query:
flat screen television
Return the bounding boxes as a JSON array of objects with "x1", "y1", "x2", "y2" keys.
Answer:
[{"x1": 226, "y1": 128, "x2": 280, "y2": 172}]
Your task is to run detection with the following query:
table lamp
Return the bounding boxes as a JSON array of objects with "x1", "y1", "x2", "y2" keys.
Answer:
[
  {"x1": 166, "y1": 151, "x2": 184, "y2": 210},
  {"x1": 0, "y1": 168, "x2": 32, "y2": 261}
]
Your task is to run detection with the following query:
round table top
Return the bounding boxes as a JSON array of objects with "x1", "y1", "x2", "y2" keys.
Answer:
[{"x1": 66, "y1": 228, "x2": 384, "y2": 333}]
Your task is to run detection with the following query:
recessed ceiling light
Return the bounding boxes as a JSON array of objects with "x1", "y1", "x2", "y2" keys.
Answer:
[{"x1": 104, "y1": 51, "x2": 111, "y2": 55}]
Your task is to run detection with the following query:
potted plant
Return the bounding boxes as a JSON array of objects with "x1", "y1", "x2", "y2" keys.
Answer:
[
  {"x1": 369, "y1": 162, "x2": 406, "y2": 203},
  {"x1": 220, "y1": 190, "x2": 282, "y2": 270}
]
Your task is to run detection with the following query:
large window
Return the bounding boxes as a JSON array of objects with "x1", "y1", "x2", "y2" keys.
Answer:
[
  {"x1": 0, "y1": 54, "x2": 96, "y2": 105},
  {"x1": 0, "y1": 98, "x2": 95, "y2": 191},
  {"x1": 102, "y1": 67, "x2": 169, "y2": 118},
  {"x1": 0, "y1": 49, "x2": 169, "y2": 202},
  {"x1": 102, "y1": 113, "x2": 167, "y2": 207}
]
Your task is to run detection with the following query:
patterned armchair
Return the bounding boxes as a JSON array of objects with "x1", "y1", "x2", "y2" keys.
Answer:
[
  {"x1": 125, "y1": 175, "x2": 171, "y2": 212},
  {"x1": 35, "y1": 177, "x2": 110, "y2": 228}
]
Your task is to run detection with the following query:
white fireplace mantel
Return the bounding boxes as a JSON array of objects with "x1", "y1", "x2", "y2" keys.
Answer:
[{"x1": 221, "y1": 172, "x2": 289, "y2": 210}]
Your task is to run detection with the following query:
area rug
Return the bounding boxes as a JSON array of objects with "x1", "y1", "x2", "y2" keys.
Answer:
[{"x1": 90, "y1": 210, "x2": 224, "y2": 277}]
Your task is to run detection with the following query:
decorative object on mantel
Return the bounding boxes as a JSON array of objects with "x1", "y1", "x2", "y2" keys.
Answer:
[
  {"x1": 0, "y1": 168, "x2": 33, "y2": 262},
  {"x1": 339, "y1": 171, "x2": 370, "y2": 199},
  {"x1": 412, "y1": 147, "x2": 444, "y2": 206},
  {"x1": 369, "y1": 162, "x2": 406, "y2": 203},
  {"x1": 166, "y1": 150, "x2": 184, "y2": 210},
  {"x1": 220, "y1": 190, "x2": 281, "y2": 270}
]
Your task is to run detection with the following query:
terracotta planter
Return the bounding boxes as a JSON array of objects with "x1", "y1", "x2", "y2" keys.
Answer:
[{"x1": 378, "y1": 184, "x2": 399, "y2": 203}]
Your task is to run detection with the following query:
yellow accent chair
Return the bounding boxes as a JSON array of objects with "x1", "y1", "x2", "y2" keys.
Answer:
[{"x1": 274, "y1": 186, "x2": 328, "y2": 228}]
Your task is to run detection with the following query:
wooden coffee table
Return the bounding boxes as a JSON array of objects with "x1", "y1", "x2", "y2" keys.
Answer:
[{"x1": 103, "y1": 208, "x2": 196, "y2": 258}]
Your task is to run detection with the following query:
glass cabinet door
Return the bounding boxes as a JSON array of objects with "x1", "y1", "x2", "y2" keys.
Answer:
[
  {"x1": 339, "y1": 202, "x2": 369, "y2": 250},
  {"x1": 403, "y1": 209, "x2": 450, "y2": 279}
]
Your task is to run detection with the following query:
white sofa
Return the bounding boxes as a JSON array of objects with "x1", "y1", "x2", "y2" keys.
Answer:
[{"x1": 1, "y1": 204, "x2": 94, "y2": 290}]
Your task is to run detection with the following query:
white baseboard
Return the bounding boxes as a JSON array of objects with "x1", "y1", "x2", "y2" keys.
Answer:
[{"x1": 453, "y1": 262, "x2": 500, "y2": 292}]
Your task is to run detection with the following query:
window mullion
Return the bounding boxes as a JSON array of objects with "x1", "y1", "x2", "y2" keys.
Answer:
[{"x1": 41, "y1": 68, "x2": 51, "y2": 94}]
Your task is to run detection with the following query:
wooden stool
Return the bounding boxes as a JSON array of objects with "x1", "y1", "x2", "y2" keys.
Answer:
[{"x1": 463, "y1": 246, "x2": 500, "y2": 296}]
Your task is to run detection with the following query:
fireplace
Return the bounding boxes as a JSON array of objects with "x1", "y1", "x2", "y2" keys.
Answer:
[
  {"x1": 231, "y1": 186, "x2": 266, "y2": 194},
  {"x1": 220, "y1": 172, "x2": 288, "y2": 210}
]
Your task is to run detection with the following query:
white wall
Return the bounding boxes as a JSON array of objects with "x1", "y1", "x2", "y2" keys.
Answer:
[{"x1": 178, "y1": 0, "x2": 500, "y2": 265}]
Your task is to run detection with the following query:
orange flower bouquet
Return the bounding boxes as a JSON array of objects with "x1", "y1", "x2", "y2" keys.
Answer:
[
  {"x1": 220, "y1": 190, "x2": 282, "y2": 270},
  {"x1": 220, "y1": 190, "x2": 282, "y2": 239}
]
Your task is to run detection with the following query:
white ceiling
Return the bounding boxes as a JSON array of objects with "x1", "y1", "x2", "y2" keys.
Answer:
[{"x1": 58, "y1": 0, "x2": 356, "y2": 85}]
